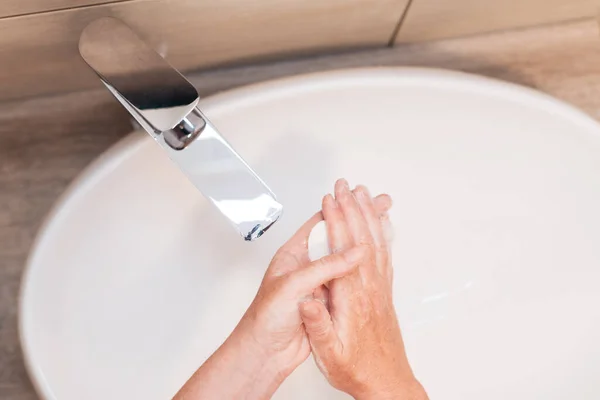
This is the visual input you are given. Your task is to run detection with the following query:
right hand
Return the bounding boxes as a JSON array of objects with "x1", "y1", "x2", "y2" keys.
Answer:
[{"x1": 299, "y1": 179, "x2": 428, "y2": 400}]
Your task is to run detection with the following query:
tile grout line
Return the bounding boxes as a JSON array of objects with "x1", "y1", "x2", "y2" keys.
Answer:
[
  {"x1": 387, "y1": 0, "x2": 415, "y2": 47},
  {"x1": 0, "y1": 0, "x2": 135, "y2": 21}
]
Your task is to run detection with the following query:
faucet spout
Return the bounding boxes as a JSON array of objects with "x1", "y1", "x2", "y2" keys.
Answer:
[{"x1": 79, "y1": 17, "x2": 282, "y2": 241}]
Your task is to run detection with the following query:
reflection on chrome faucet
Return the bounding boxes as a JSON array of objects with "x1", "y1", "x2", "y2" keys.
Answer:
[{"x1": 79, "y1": 17, "x2": 282, "y2": 240}]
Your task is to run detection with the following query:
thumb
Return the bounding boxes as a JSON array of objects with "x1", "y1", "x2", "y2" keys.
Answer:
[
  {"x1": 299, "y1": 300, "x2": 340, "y2": 352},
  {"x1": 288, "y1": 245, "x2": 366, "y2": 295}
]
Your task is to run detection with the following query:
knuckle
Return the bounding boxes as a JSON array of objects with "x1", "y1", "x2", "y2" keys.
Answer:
[
  {"x1": 312, "y1": 257, "x2": 330, "y2": 270},
  {"x1": 279, "y1": 274, "x2": 299, "y2": 293},
  {"x1": 312, "y1": 322, "x2": 330, "y2": 338},
  {"x1": 375, "y1": 245, "x2": 389, "y2": 262},
  {"x1": 272, "y1": 248, "x2": 292, "y2": 265},
  {"x1": 330, "y1": 243, "x2": 346, "y2": 254},
  {"x1": 360, "y1": 244, "x2": 376, "y2": 260},
  {"x1": 357, "y1": 295, "x2": 373, "y2": 318},
  {"x1": 322, "y1": 252, "x2": 344, "y2": 268},
  {"x1": 357, "y1": 236, "x2": 374, "y2": 247}
]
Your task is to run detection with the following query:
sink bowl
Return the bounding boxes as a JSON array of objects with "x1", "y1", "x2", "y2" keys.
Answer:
[{"x1": 20, "y1": 68, "x2": 600, "y2": 399}]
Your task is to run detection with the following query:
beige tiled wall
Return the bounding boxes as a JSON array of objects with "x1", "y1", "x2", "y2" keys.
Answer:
[
  {"x1": 0, "y1": 0, "x2": 131, "y2": 18},
  {"x1": 395, "y1": 0, "x2": 599, "y2": 43},
  {"x1": 0, "y1": 0, "x2": 409, "y2": 102},
  {"x1": 0, "y1": 0, "x2": 598, "y2": 102}
]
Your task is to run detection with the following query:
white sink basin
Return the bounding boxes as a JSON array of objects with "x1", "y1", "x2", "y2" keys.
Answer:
[{"x1": 20, "y1": 68, "x2": 600, "y2": 399}]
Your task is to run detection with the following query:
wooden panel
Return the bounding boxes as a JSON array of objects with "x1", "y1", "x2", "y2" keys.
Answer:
[
  {"x1": 0, "y1": 0, "x2": 408, "y2": 102},
  {"x1": 395, "y1": 0, "x2": 599, "y2": 43},
  {"x1": 0, "y1": 0, "x2": 130, "y2": 18}
]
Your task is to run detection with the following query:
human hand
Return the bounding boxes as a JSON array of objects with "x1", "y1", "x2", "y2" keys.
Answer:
[
  {"x1": 299, "y1": 179, "x2": 428, "y2": 400},
  {"x1": 174, "y1": 193, "x2": 391, "y2": 400},
  {"x1": 236, "y1": 193, "x2": 394, "y2": 386}
]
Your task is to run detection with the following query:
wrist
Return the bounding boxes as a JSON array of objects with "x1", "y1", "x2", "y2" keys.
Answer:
[
  {"x1": 353, "y1": 378, "x2": 428, "y2": 400},
  {"x1": 236, "y1": 306, "x2": 306, "y2": 379},
  {"x1": 182, "y1": 325, "x2": 286, "y2": 400},
  {"x1": 222, "y1": 326, "x2": 288, "y2": 395}
]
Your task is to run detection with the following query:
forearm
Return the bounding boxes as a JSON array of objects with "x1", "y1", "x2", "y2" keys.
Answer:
[{"x1": 173, "y1": 329, "x2": 285, "y2": 400}]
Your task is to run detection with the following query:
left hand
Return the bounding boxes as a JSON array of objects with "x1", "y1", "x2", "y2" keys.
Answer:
[{"x1": 299, "y1": 181, "x2": 427, "y2": 400}]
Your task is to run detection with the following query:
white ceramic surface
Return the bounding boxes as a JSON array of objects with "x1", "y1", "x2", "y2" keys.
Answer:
[{"x1": 20, "y1": 69, "x2": 600, "y2": 400}]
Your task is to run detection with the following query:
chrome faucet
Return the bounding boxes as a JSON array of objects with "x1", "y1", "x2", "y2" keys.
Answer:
[{"x1": 79, "y1": 17, "x2": 282, "y2": 241}]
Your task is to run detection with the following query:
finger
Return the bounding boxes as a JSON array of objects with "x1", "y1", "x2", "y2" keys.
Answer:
[
  {"x1": 379, "y1": 208, "x2": 394, "y2": 280},
  {"x1": 277, "y1": 192, "x2": 391, "y2": 259},
  {"x1": 277, "y1": 211, "x2": 323, "y2": 266},
  {"x1": 354, "y1": 185, "x2": 389, "y2": 275},
  {"x1": 322, "y1": 193, "x2": 352, "y2": 254},
  {"x1": 322, "y1": 193, "x2": 391, "y2": 254},
  {"x1": 375, "y1": 194, "x2": 394, "y2": 242},
  {"x1": 374, "y1": 193, "x2": 393, "y2": 213},
  {"x1": 299, "y1": 300, "x2": 341, "y2": 357},
  {"x1": 313, "y1": 284, "x2": 330, "y2": 310},
  {"x1": 373, "y1": 193, "x2": 395, "y2": 281},
  {"x1": 334, "y1": 179, "x2": 373, "y2": 246},
  {"x1": 380, "y1": 210, "x2": 394, "y2": 242},
  {"x1": 308, "y1": 193, "x2": 390, "y2": 255},
  {"x1": 322, "y1": 193, "x2": 355, "y2": 292},
  {"x1": 288, "y1": 246, "x2": 367, "y2": 295}
]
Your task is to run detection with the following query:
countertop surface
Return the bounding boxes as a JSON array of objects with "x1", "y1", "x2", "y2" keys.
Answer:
[{"x1": 1, "y1": 18, "x2": 600, "y2": 399}]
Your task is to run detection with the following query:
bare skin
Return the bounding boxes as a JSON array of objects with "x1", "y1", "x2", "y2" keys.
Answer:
[
  {"x1": 173, "y1": 193, "x2": 393, "y2": 400},
  {"x1": 299, "y1": 179, "x2": 429, "y2": 400}
]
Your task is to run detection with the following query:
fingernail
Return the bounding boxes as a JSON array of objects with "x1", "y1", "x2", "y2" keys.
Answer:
[
  {"x1": 374, "y1": 194, "x2": 393, "y2": 212},
  {"x1": 324, "y1": 193, "x2": 336, "y2": 208},
  {"x1": 336, "y1": 178, "x2": 349, "y2": 191},
  {"x1": 357, "y1": 185, "x2": 370, "y2": 195},
  {"x1": 384, "y1": 195, "x2": 393, "y2": 209},
  {"x1": 343, "y1": 246, "x2": 366, "y2": 264},
  {"x1": 354, "y1": 185, "x2": 370, "y2": 200},
  {"x1": 341, "y1": 179, "x2": 349, "y2": 191},
  {"x1": 300, "y1": 301, "x2": 320, "y2": 318},
  {"x1": 299, "y1": 295, "x2": 314, "y2": 304}
]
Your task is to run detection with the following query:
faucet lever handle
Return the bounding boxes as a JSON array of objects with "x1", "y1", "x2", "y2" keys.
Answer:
[{"x1": 79, "y1": 17, "x2": 199, "y2": 135}]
